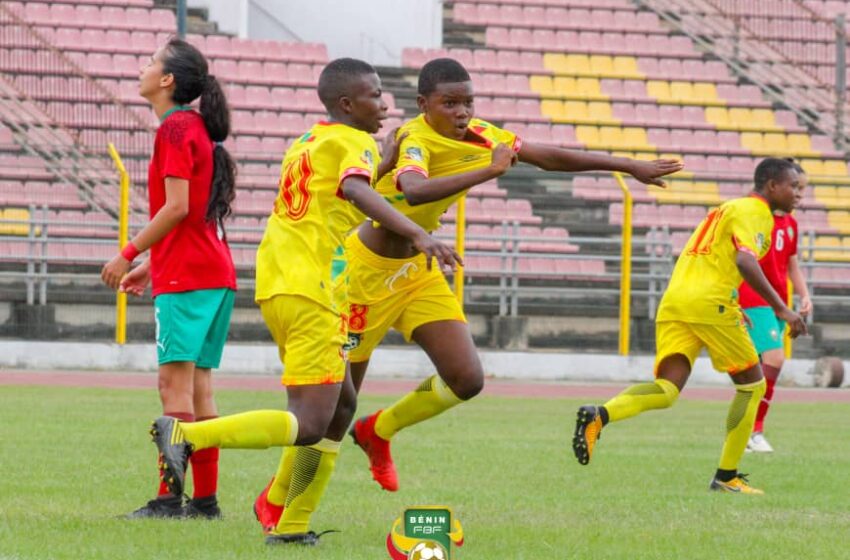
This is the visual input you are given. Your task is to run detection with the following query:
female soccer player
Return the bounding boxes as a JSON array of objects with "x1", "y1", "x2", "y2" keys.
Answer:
[{"x1": 101, "y1": 38, "x2": 237, "y2": 519}]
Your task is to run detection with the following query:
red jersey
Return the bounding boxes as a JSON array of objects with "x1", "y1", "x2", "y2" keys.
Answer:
[
  {"x1": 738, "y1": 213, "x2": 797, "y2": 309},
  {"x1": 148, "y1": 108, "x2": 236, "y2": 296}
]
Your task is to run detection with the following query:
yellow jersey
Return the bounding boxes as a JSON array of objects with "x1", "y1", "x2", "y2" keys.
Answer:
[
  {"x1": 255, "y1": 122, "x2": 378, "y2": 310},
  {"x1": 375, "y1": 114, "x2": 521, "y2": 232},
  {"x1": 657, "y1": 194, "x2": 774, "y2": 325}
]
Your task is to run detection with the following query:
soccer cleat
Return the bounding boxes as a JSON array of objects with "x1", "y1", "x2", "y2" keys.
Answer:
[
  {"x1": 124, "y1": 496, "x2": 184, "y2": 519},
  {"x1": 572, "y1": 405, "x2": 603, "y2": 465},
  {"x1": 183, "y1": 495, "x2": 221, "y2": 519},
  {"x1": 709, "y1": 474, "x2": 764, "y2": 495},
  {"x1": 150, "y1": 416, "x2": 193, "y2": 497},
  {"x1": 349, "y1": 411, "x2": 399, "y2": 492},
  {"x1": 746, "y1": 432, "x2": 774, "y2": 453},
  {"x1": 265, "y1": 530, "x2": 338, "y2": 546},
  {"x1": 253, "y1": 478, "x2": 284, "y2": 534}
]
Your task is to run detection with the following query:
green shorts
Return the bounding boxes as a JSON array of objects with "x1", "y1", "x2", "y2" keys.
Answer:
[
  {"x1": 743, "y1": 306, "x2": 786, "y2": 355},
  {"x1": 154, "y1": 288, "x2": 235, "y2": 368}
]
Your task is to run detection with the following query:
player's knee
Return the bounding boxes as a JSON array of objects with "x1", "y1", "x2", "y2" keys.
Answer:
[
  {"x1": 447, "y1": 367, "x2": 484, "y2": 401},
  {"x1": 655, "y1": 378, "x2": 680, "y2": 408},
  {"x1": 157, "y1": 376, "x2": 192, "y2": 404},
  {"x1": 293, "y1": 422, "x2": 325, "y2": 447}
]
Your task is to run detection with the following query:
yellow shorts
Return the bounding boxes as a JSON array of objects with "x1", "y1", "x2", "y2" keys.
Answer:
[
  {"x1": 345, "y1": 232, "x2": 466, "y2": 363},
  {"x1": 655, "y1": 320, "x2": 759, "y2": 375},
  {"x1": 259, "y1": 294, "x2": 347, "y2": 386}
]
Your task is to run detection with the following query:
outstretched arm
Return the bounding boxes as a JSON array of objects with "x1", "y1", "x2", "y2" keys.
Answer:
[
  {"x1": 517, "y1": 142, "x2": 683, "y2": 187},
  {"x1": 736, "y1": 250, "x2": 807, "y2": 337},
  {"x1": 399, "y1": 143, "x2": 515, "y2": 206}
]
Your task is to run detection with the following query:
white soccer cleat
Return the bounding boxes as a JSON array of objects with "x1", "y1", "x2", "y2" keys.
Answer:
[{"x1": 746, "y1": 432, "x2": 774, "y2": 453}]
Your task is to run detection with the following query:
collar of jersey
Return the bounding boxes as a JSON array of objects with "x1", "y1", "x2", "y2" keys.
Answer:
[
  {"x1": 160, "y1": 105, "x2": 193, "y2": 122},
  {"x1": 420, "y1": 114, "x2": 492, "y2": 148},
  {"x1": 749, "y1": 192, "x2": 770, "y2": 208}
]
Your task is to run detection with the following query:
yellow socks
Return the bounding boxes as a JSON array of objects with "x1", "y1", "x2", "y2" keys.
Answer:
[
  {"x1": 267, "y1": 446, "x2": 296, "y2": 507},
  {"x1": 274, "y1": 438, "x2": 341, "y2": 534},
  {"x1": 181, "y1": 410, "x2": 298, "y2": 451},
  {"x1": 374, "y1": 375, "x2": 463, "y2": 440},
  {"x1": 719, "y1": 379, "x2": 766, "y2": 471},
  {"x1": 603, "y1": 378, "x2": 680, "y2": 423}
]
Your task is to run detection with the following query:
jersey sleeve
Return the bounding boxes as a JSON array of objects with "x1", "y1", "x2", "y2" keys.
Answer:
[
  {"x1": 729, "y1": 202, "x2": 772, "y2": 259},
  {"x1": 491, "y1": 123, "x2": 523, "y2": 153},
  {"x1": 157, "y1": 118, "x2": 194, "y2": 180},
  {"x1": 393, "y1": 133, "x2": 431, "y2": 182},
  {"x1": 336, "y1": 133, "x2": 378, "y2": 186}
]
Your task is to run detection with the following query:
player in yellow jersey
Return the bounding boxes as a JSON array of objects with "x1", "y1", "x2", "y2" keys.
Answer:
[
  {"x1": 572, "y1": 157, "x2": 807, "y2": 495},
  {"x1": 149, "y1": 58, "x2": 460, "y2": 546},
  {"x1": 325, "y1": 57, "x2": 682, "y2": 493}
]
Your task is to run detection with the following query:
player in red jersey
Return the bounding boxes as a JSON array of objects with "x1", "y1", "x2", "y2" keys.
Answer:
[
  {"x1": 101, "y1": 38, "x2": 237, "y2": 518},
  {"x1": 739, "y1": 159, "x2": 811, "y2": 453}
]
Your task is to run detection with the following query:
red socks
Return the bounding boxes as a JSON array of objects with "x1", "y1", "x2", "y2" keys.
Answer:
[
  {"x1": 157, "y1": 412, "x2": 195, "y2": 497},
  {"x1": 753, "y1": 364, "x2": 779, "y2": 433},
  {"x1": 189, "y1": 415, "x2": 220, "y2": 499}
]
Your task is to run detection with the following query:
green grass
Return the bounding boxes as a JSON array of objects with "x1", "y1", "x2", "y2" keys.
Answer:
[{"x1": 1, "y1": 385, "x2": 849, "y2": 559}]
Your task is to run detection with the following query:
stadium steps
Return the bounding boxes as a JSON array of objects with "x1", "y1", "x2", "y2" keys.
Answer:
[{"x1": 153, "y1": 0, "x2": 221, "y2": 35}]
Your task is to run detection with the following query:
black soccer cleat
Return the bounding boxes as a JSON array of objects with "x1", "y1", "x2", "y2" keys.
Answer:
[
  {"x1": 265, "y1": 530, "x2": 339, "y2": 546},
  {"x1": 124, "y1": 496, "x2": 184, "y2": 519},
  {"x1": 183, "y1": 494, "x2": 222, "y2": 519},
  {"x1": 572, "y1": 405, "x2": 603, "y2": 466},
  {"x1": 150, "y1": 416, "x2": 193, "y2": 496}
]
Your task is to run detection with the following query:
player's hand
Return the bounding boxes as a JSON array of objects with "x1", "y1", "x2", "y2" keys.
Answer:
[
  {"x1": 798, "y1": 295, "x2": 813, "y2": 317},
  {"x1": 101, "y1": 253, "x2": 131, "y2": 290},
  {"x1": 411, "y1": 231, "x2": 463, "y2": 271},
  {"x1": 489, "y1": 143, "x2": 516, "y2": 176},
  {"x1": 119, "y1": 261, "x2": 151, "y2": 297},
  {"x1": 379, "y1": 129, "x2": 408, "y2": 172},
  {"x1": 627, "y1": 159, "x2": 684, "y2": 188},
  {"x1": 777, "y1": 307, "x2": 808, "y2": 338}
]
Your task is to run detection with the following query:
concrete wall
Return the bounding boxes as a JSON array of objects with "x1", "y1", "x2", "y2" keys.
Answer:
[{"x1": 191, "y1": 0, "x2": 443, "y2": 66}]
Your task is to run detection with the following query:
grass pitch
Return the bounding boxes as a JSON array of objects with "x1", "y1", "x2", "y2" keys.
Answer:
[{"x1": 1, "y1": 384, "x2": 848, "y2": 559}]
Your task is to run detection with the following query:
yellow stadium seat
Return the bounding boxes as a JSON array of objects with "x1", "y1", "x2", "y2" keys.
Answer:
[
  {"x1": 814, "y1": 186, "x2": 838, "y2": 207},
  {"x1": 740, "y1": 132, "x2": 764, "y2": 153},
  {"x1": 705, "y1": 107, "x2": 731, "y2": 129},
  {"x1": 727, "y1": 107, "x2": 751, "y2": 129},
  {"x1": 530, "y1": 75, "x2": 555, "y2": 97},
  {"x1": 587, "y1": 101, "x2": 617, "y2": 125},
  {"x1": 575, "y1": 78, "x2": 605, "y2": 100},
  {"x1": 612, "y1": 56, "x2": 642, "y2": 79},
  {"x1": 814, "y1": 235, "x2": 844, "y2": 261},
  {"x1": 633, "y1": 151, "x2": 660, "y2": 161},
  {"x1": 552, "y1": 76, "x2": 577, "y2": 98},
  {"x1": 576, "y1": 125, "x2": 600, "y2": 147},
  {"x1": 763, "y1": 133, "x2": 789, "y2": 154},
  {"x1": 692, "y1": 82, "x2": 721, "y2": 105},
  {"x1": 599, "y1": 126, "x2": 624, "y2": 149},
  {"x1": 669, "y1": 81, "x2": 694, "y2": 103},
  {"x1": 540, "y1": 99, "x2": 566, "y2": 121},
  {"x1": 0, "y1": 208, "x2": 31, "y2": 236},
  {"x1": 828, "y1": 210, "x2": 850, "y2": 234},
  {"x1": 646, "y1": 80, "x2": 671, "y2": 102},
  {"x1": 786, "y1": 133, "x2": 814, "y2": 156},
  {"x1": 563, "y1": 101, "x2": 588, "y2": 122},
  {"x1": 800, "y1": 159, "x2": 824, "y2": 176},
  {"x1": 565, "y1": 54, "x2": 591, "y2": 76},
  {"x1": 589, "y1": 55, "x2": 614, "y2": 77},
  {"x1": 621, "y1": 127, "x2": 652, "y2": 151},
  {"x1": 822, "y1": 159, "x2": 849, "y2": 178},
  {"x1": 750, "y1": 109, "x2": 778, "y2": 130},
  {"x1": 543, "y1": 53, "x2": 567, "y2": 74}
]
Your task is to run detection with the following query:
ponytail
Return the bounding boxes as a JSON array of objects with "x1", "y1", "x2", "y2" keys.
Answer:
[
  {"x1": 161, "y1": 38, "x2": 236, "y2": 228},
  {"x1": 200, "y1": 75, "x2": 236, "y2": 226}
]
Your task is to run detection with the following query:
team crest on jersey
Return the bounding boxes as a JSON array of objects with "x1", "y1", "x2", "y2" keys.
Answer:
[
  {"x1": 459, "y1": 154, "x2": 482, "y2": 163},
  {"x1": 787, "y1": 227, "x2": 795, "y2": 241},
  {"x1": 344, "y1": 332, "x2": 361, "y2": 351},
  {"x1": 756, "y1": 232, "x2": 768, "y2": 251},
  {"x1": 405, "y1": 147, "x2": 423, "y2": 162},
  {"x1": 361, "y1": 149, "x2": 374, "y2": 169}
]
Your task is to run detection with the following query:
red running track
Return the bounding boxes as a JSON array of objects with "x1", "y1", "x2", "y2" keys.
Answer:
[{"x1": 1, "y1": 369, "x2": 848, "y2": 402}]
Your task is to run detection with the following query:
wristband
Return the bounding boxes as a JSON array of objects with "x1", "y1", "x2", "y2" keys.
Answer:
[{"x1": 121, "y1": 242, "x2": 141, "y2": 262}]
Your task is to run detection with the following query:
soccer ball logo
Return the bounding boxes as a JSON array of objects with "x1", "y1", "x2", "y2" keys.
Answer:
[{"x1": 407, "y1": 541, "x2": 447, "y2": 560}]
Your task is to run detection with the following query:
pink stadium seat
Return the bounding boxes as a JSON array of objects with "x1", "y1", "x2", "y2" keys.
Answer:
[
  {"x1": 486, "y1": 27, "x2": 510, "y2": 48},
  {"x1": 205, "y1": 36, "x2": 232, "y2": 58},
  {"x1": 454, "y1": 3, "x2": 477, "y2": 24},
  {"x1": 532, "y1": 29, "x2": 555, "y2": 49},
  {"x1": 287, "y1": 63, "x2": 313, "y2": 85},
  {"x1": 634, "y1": 104, "x2": 659, "y2": 127},
  {"x1": 613, "y1": 102, "x2": 638, "y2": 123},
  {"x1": 474, "y1": 49, "x2": 498, "y2": 72},
  {"x1": 238, "y1": 60, "x2": 264, "y2": 84},
  {"x1": 151, "y1": 9, "x2": 176, "y2": 30}
]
